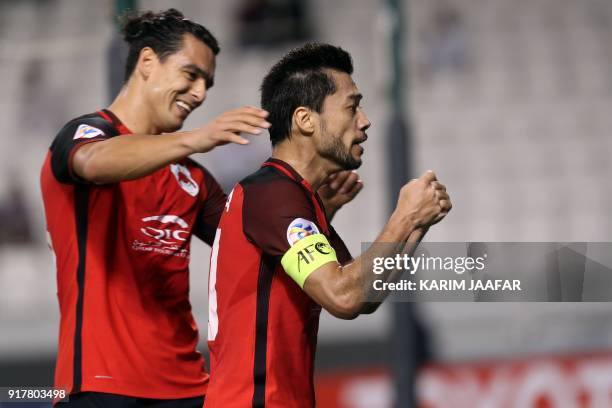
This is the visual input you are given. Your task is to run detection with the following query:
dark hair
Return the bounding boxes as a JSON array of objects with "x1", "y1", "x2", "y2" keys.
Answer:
[
  {"x1": 260, "y1": 42, "x2": 353, "y2": 145},
  {"x1": 121, "y1": 8, "x2": 220, "y2": 82}
]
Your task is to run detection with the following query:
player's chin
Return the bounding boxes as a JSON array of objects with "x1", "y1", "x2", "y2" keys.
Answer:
[
  {"x1": 164, "y1": 123, "x2": 183, "y2": 133},
  {"x1": 164, "y1": 115, "x2": 185, "y2": 133},
  {"x1": 345, "y1": 155, "x2": 362, "y2": 170}
]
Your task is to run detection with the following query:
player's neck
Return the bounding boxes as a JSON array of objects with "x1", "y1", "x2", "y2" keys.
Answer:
[
  {"x1": 107, "y1": 84, "x2": 158, "y2": 135},
  {"x1": 272, "y1": 143, "x2": 333, "y2": 190}
]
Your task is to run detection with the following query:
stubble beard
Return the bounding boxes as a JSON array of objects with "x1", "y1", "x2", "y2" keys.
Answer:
[{"x1": 319, "y1": 122, "x2": 361, "y2": 170}]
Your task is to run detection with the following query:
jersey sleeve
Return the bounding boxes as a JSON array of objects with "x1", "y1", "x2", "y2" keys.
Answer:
[
  {"x1": 243, "y1": 178, "x2": 339, "y2": 288},
  {"x1": 243, "y1": 178, "x2": 321, "y2": 257},
  {"x1": 193, "y1": 166, "x2": 227, "y2": 246},
  {"x1": 328, "y1": 224, "x2": 353, "y2": 266},
  {"x1": 49, "y1": 116, "x2": 117, "y2": 184}
]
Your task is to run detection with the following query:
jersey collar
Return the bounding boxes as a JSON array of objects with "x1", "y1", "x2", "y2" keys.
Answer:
[
  {"x1": 98, "y1": 109, "x2": 132, "y2": 135},
  {"x1": 261, "y1": 158, "x2": 314, "y2": 193},
  {"x1": 261, "y1": 158, "x2": 330, "y2": 233}
]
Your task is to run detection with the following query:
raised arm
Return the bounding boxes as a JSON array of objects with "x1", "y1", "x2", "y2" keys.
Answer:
[
  {"x1": 73, "y1": 106, "x2": 270, "y2": 184},
  {"x1": 298, "y1": 171, "x2": 451, "y2": 319}
]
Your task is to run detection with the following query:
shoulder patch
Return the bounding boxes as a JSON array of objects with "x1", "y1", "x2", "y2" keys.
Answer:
[
  {"x1": 287, "y1": 218, "x2": 319, "y2": 246},
  {"x1": 73, "y1": 124, "x2": 105, "y2": 140}
]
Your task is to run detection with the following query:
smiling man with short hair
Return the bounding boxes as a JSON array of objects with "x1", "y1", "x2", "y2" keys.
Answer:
[{"x1": 40, "y1": 8, "x2": 272, "y2": 408}]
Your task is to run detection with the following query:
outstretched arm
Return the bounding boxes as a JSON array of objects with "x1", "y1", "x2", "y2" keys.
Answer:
[{"x1": 73, "y1": 107, "x2": 270, "y2": 184}]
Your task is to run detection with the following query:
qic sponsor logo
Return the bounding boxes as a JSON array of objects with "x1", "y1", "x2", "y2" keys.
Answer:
[
  {"x1": 140, "y1": 215, "x2": 189, "y2": 244},
  {"x1": 132, "y1": 215, "x2": 190, "y2": 258}
]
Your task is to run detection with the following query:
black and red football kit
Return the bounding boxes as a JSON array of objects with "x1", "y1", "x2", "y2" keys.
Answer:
[
  {"x1": 206, "y1": 158, "x2": 352, "y2": 407},
  {"x1": 40, "y1": 109, "x2": 225, "y2": 402}
]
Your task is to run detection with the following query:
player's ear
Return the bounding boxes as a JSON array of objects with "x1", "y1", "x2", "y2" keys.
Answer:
[
  {"x1": 136, "y1": 47, "x2": 158, "y2": 79},
  {"x1": 293, "y1": 107, "x2": 315, "y2": 136}
]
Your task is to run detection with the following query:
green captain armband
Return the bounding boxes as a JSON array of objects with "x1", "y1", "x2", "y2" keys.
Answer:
[{"x1": 281, "y1": 233, "x2": 338, "y2": 288}]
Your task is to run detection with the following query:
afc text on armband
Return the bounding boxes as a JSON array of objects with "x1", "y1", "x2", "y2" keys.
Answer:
[{"x1": 297, "y1": 242, "x2": 333, "y2": 273}]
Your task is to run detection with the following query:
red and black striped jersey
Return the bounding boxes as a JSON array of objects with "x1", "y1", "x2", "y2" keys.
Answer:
[
  {"x1": 206, "y1": 158, "x2": 352, "y2": 408},
  {"x1": 40, "y1": 109, "x2": 225, "y2": 400}
]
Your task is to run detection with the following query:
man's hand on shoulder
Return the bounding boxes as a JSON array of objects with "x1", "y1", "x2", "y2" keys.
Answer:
[{"x1": 183, "y1": 106, "x2": 271, "y2": 153}]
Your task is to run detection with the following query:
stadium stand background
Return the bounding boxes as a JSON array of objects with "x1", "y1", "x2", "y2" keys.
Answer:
[{"x1": 1, "y1": 0, "x2": 611, "y2": 406}]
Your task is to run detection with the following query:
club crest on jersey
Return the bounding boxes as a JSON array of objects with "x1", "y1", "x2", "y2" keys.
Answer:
[
  {"x1": 170, "y1": 164, "x2": 199, "y2": 197},
  {"x1": 73, "y1": 124, "x2": 104, "y2": 140},
  {"x1": 287, "y1": 218, "x2": 319, "y2": 246}
]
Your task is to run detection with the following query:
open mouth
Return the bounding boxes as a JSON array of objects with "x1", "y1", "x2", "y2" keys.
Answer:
[
  {"x1": 352, "y1": 135, "x2": 367, "y2": 155},
  {"x1": 353, "y1": 137, "x2": 367, "y2": 148},
  {"x1": 354, "y1": 133, "x2": 368, "y2": 145},
  {"x1": 176, "y1": 100, "x2": 192, "y2": 116}
]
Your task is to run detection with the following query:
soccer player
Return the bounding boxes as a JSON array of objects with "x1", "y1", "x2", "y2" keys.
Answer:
[
  {"x1": 40, "y1": 9, "x2": 360, "y2": 408},
  {"x1": 205, "y1": 43, "x2": 452, "y2": 407}
]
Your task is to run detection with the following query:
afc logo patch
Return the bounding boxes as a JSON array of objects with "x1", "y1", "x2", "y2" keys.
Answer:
[
  {"x1": 73, "y1": 124, "x2": 104, "y2": 140},
  {"x1": 287, "y1": 218, "x2": 319, "y2": 246}
]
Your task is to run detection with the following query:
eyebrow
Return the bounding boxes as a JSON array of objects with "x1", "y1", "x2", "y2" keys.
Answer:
[
  {"x1": 183, "y1": 63, "x2": 215, "y2": 89},
  {"x1": 347, "y1": 93, "x2": 363, "y2": 104}
]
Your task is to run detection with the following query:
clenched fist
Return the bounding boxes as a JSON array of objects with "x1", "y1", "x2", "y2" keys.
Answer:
[{"x1": 392, "y1": 170, "x2": 452, "y2": 231}]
